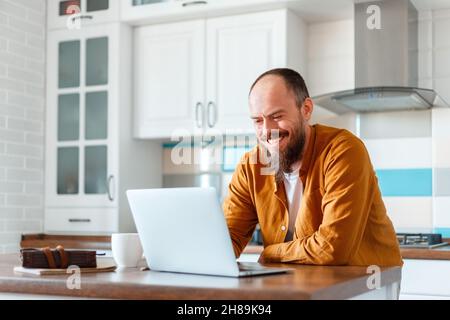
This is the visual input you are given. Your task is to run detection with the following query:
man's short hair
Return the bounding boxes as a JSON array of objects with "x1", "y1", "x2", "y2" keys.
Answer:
[{"x1": 249, "y1": 68, "x2": 310, "y2": 108}]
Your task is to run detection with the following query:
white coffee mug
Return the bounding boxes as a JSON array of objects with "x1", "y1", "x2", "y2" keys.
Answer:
[{"x1": 111, "y1": 233, "x2": 144, "y2": 268}]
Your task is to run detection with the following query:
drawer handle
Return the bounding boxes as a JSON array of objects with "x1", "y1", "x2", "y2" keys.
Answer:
[
  {"x1": 195, "y1": 102, "x2": 204, "y2": 129},
  {"x1": 182, "y1": 1, "x2": 207, "y2": 7},
  {"x1": 71, "y1": 15, "x2": 93, "y2": 22},
  {"x1": 207, "y1": 101, "x2": 217, "y2": 128},
  {"x1": 107, "y1": 175, "x2": 115, "y2": 202},
  {"x1": 68, "y1": 219, "x2": 91, "y2": 223}
]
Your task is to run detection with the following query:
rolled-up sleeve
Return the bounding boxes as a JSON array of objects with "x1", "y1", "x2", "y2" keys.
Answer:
[{"x1": 260, "y1": 137, "x2": 375, "y2": 265}]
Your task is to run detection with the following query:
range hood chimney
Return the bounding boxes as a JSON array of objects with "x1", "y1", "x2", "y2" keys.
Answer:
[{"x1": 314, "y1": 0, "x2": 447, "y2": 114}]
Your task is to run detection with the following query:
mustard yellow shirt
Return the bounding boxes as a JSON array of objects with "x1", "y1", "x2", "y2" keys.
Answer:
[{"x1": 223, "y1": 124, "x2": 403, "y2": 266}]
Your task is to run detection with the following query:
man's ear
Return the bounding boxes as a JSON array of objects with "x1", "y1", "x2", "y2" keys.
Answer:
[{"x1": 301, "y1": 98, "x2": 314, "y2": 121}]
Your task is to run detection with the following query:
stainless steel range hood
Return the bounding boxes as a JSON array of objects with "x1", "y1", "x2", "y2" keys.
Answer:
[{"x1": 313, "y1": 0, "x2": 446, "y2": 114}]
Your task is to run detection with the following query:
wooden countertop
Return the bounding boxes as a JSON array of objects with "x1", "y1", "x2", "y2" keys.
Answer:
[
  {"x1": 244, "y1": 243, "x2": 450, "y2": 260},
  {"x1": 0, "y1": 254, "x2": 401, "y2": 300}
]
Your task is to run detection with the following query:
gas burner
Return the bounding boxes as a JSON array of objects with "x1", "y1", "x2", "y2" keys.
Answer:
[{"x1": 396, "y1": 233, "x2": 448, "y2": 249}]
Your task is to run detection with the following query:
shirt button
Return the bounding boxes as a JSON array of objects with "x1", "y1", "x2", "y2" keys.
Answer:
[{"x1": 281, "y1": 225, "x2": 286, "y2": 231}]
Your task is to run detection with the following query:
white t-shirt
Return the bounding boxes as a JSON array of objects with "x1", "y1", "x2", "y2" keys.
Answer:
[{"x1": 283, "y1": 168, "x2": 303, "y2": 242}]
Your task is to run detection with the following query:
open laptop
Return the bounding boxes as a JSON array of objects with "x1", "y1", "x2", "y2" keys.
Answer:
[{"x1": 126, "y1": 187, "x2": 290, "y2": 277}]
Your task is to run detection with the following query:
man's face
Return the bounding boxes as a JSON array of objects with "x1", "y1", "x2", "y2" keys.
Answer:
[{"x1": 249, "y1": 75, "x2": 310, "y2": 174}]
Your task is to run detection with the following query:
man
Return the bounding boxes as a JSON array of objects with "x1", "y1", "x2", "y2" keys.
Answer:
[{"x1": 223, "y1": 68, "x2": 403, "y2": 266}]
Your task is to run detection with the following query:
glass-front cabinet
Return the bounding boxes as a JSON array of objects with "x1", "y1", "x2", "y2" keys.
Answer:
[
  {"x1": 46, "y1": 24, "x2": 119, "y2": 233},
  {"x1": 47, "y1": 0, "x2": 119, "y2": 30}
]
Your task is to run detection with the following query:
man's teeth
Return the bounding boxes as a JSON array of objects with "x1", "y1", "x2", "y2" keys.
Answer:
[{"x1": 268, "y1": 136, "x2": 284, "y2": 144}]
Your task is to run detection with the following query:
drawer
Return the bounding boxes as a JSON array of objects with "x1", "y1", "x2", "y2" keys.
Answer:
[
  {"x1": 401, "y1": 259, "x2": 450, "y2": 296},
  {"x1": 45, "y1": 208, "x2": 118, "y2": 234}
]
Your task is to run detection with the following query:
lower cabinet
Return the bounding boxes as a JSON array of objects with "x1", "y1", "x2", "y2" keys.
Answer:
[{"x1": 400, "y1": 259, "x2": 450, "y2": 299}]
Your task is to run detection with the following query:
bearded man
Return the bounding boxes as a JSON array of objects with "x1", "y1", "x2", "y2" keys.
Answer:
[{"x1": 223, "y1": 68, "x2": 402, "y2": 266}]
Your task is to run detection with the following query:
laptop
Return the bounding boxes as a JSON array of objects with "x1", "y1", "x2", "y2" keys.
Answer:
[{"x1": 126, "y1": 187, "x2": 290, "y2": 277}]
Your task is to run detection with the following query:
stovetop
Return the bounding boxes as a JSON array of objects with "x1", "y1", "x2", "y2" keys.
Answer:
[{"x1": 397, "y1": 232, "x2": 448, "y2": 249}]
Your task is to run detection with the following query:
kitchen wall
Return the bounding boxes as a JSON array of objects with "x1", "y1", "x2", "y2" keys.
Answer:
[
  {"x1": 306, "y1": 11, "x2": 450, "y2": 235},
  {"x1": 0, "y1": 0, "x2": 46, "y2": 253}
]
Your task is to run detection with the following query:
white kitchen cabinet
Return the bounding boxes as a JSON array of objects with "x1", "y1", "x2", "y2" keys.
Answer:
[
  {"x1": 134, "y1": 9, "x2": 306, "y2": 139},
  {"x1": 46, "y1": 23, "x2": 162, "y2": 234},
  {"x1": 399, "y1": 259, "x2": 450, "y2": 299},
  {"x1": 47, "y1": 0, "x2": 119, "y2": 30},
  {"x1": 120, "y1": 0, "x2": 286, "y2": 26},
  {"x1": 134, "y1": 19, "x2": 206, "y2": 139}
]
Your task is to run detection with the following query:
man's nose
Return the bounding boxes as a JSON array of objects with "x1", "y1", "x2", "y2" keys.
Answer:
[{"x1": 262, "y1": 118, "x2": 278, "y2": 140}]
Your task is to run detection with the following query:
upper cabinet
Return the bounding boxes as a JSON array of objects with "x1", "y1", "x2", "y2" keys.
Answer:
[
  {"x1": 47, "y1": 0, "x2": 120, "y2": 30},
  {"x1": 134, "y1": 9, "x2": 306, "y2": 138}
]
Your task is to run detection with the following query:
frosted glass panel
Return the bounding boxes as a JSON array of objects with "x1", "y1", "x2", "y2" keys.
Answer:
[
  {"x1": 85, "y1": 146, "x2": 107, "y2": 194},
  {"x1": 85, "y1": 91, "x2": 107, "y2": 140},
  {"x1": 58, "y1": 94, "x2": 79, "y2": 141},
  {"x1": 57, "y1": 147, "x2": 79, "y2": 194},
  {"x1": 86, "y1": 37, "x2": 108, "y2": 86},
  {"x1": 87, "y1": 0, "x2": 108, "y2": 12},
  {"x1": 59, "y1": 40, "x2": 80, "y2": 88}
]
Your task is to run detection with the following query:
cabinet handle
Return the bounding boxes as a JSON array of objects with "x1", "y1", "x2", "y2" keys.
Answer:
[
  {"x1": 71, "y1": 15, "x2": 93, "y2": 22},
  {"x1": 207, "y1": 101, "x2": 217, "y2": 128},
  {"x1": 195, "y1": 102, "x2": 204, "y2": 129},
  {"x1": 68, "y1": 219, "x2": 91, "y2": 223},
  {"x1": 107, "y1": 175, "x2": 115, "y2": 202},
  {"x1": 182, "y1": 1, "x2": 208, "y2": 7}
]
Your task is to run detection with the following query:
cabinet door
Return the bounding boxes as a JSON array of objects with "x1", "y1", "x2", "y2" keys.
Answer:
[
  {"x1": 46, "y1": 25, "x2": 118, "y2": 208},
  {"x1": 47, "y1": 0, "x2": 119, "y2": 30},
  {"x1": 134, "y1": 20, "x2": 205, "y2": 138},
  {"x1": 206, "y1": 10, "x2": 287, "y2": 135}
]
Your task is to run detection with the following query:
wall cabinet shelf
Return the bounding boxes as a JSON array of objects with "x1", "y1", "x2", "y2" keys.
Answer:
[{"x1": 46, "y1": 23, "x2": 161, "y2": 234}]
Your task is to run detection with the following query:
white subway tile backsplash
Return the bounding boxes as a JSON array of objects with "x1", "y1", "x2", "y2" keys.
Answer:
[
  {"x1": 433, "y1": 18, "x2": 450, "y2": 49},
  {"x1": 432, "y1": 138, "x2": 450, "y2": 167},
  {"x1": 0, "y1": 1, "x2": 25, "y2": 18},
  {"x1": 0, "y1": 155, "x2": 24, "y2": 168},
  {"x1": 0, "y1": 104, "x2": 25, "y2": 118},
  {"x1": 24, "y1": 182, "x2": 43, "y2": 194},
  {"x1": 0, "y1": 116, "x2": 5, "y2": 127},
  {"x1": 0, "y1": 208, "x2": 23, "y2": 220},
  {"x1": 433, "y1": 48, "x2": 450, "y2": 78},
  {"x1": 25, "y1": 133, "x2": 43, "y2": 146},
  {"x1": 0, "y1": 233, "x2": 21, "y2": 245},
  {"x1": 419, "y1": 50, "x2": 432, "y2": 79},
  {"x1": 0, "y1": 180, "x2": 23, "y2": 193},
  {"x1": 7, "y1": 168, "x2": 42, "y2": 182},
  {"x1": 8, "y1": 16, "x2": 44, "y2": 38},
  {"x1": 363, "y1": 138, "x2": 432, "y2": 169},
  {"x1": 0, "y1": 128, "x2": 24, "y2": 143},
  {"x1": 24, "y1": 208, "x2": 43, "y2": 220},
  {"x1": 25, "y1": 158, "x2": 43, "y2": 170},
  {"x1": 6, "y1": 194, "x2": 41, "y2": 207},
  {"x1": 433, "y1": 197, "x2": 450, "y2": 227},
  {"x1": 383, "y1": 197, "x2": 433, "y2": 229},
  {"x1": 418, "y1": 18, "x2": 432, "y2": 50},
  {"x1": 7, "y1": 117, "x2": 42, "y2": 133},
  {"x1": 434, "y1": 77, "x2": 450, "y2": 105},
  {"x1": 0, "y1": 25, "x2": 26, "y2": 43},
  {"x1": 5, "y1": 220, "x2": 41, "y2": 232},
  {"x1": 6, "y1": 143, "x2": 42, "y2": 158},
  {"x1": 432, "y1": 108, "x2": 450, "y2": 137},
  {"x1": 0, "y1": 51, "x2": 26, "y2": 67},
  {"x1": 0, "y1": 77, "x2": 26, "y2": 93},
  {"x1": 360, "y1": 110, "x2": 431, "y2": 139},
  {"x1": 0, "y1": 64, "x2": 6, "y2": 76},
  {"x1": 7, "y1": 66, "x2": 43, "y2": 84},
  {"x1": 8, "y1": 41, "x2": 44, "y2": 61}
]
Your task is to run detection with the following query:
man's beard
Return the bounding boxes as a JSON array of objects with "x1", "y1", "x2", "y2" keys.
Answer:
[{"x1": 273, "y1": 120, "x2": 306, "y2": 184}]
